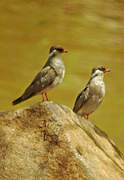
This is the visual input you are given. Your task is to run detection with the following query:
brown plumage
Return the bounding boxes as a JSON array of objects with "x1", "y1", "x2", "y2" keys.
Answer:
[
  {"x1": 12, "y1": 45, "x2": 68, "y2": 105},
  {"x1": 73, "y1": 66, "x2": 110, "y2": 119}
]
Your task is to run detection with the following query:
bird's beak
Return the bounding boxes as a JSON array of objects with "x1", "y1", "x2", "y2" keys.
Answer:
[
  {"x1": 104, "y1": 69, "x2": 111, "y2": 73},
  {"x1": 62, "y1": 50, "x2": 68, "y2": 53}
]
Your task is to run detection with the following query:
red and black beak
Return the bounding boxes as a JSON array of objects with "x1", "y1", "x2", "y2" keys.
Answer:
[
  {"x1": 62, "y1": 49, "x2": 68, "y2": 53},
  {"x1": 103, "y1": 69, "x2": 111, "y2": 73}
]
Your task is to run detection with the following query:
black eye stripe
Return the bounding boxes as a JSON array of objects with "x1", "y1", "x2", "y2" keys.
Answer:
[
  {"x1": 56, "y1": 48, "x2": 63, "y2": 51},
  {"x1": 49, "y1": 46, "x2": 64, "y2": 53},
  {"x1": 91, "y1": 66, "x2": 106, "y2": 75},
  {"x1": 98, "y1": 67, "x2": 105, "y2": 71}
]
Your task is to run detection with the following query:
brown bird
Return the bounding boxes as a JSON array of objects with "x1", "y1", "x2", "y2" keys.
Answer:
[
  {"x1": 73, "y1": 66, "x2": 110, "y2": 119},
  {"x1": 12, "y1": 45, "x2": 68, "y2": 105}
]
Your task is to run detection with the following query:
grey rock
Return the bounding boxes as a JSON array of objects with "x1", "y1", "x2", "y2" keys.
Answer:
[{"x1": 0, "y1": 102, "x2": 124, "y2": 180}]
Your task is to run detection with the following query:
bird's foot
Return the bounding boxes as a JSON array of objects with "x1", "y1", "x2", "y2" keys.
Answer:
[
  {"x1": 41, "y1": 92, "x2": 49, "y2": 102},
  {"x1": 82, "y1": 114, "x2": 88, "y2": 120},
  {"x1": 45, "y1": 92, "x2": 49, "y2": 101},
  {"x1": 41, "y1": 93, "x2": 45, "y2": 102}
]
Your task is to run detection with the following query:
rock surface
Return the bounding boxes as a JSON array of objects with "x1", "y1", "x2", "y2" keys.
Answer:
[{"x1": 0, "y1": 101, "x2": 124, "y2": 180}]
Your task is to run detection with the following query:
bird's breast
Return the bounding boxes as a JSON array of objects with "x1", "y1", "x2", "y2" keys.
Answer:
[
  {"x1": 90, "y1": 80, "x2": 105, "y2": 99},
  {"x1": 51, "y1": 58, "x2": 65, "y2": 87}
]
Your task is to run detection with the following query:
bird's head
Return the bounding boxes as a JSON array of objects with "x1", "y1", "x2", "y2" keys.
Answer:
[
  {"x1": 91, "y1": 66, "x2": 110, "y2": 78},
  {"x1": 49, "y1": 45, "x2": 68, "y2": 55}
]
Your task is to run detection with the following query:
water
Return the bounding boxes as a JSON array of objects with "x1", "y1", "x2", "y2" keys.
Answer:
[{"x1": 0, "y1": 0, "x2": 124, "y2": 152}]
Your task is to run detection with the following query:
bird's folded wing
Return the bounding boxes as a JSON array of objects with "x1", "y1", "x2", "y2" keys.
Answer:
[
  {"x1": 22, "y1": 66, "x2": 56, "y2": 98},
  {"x1": 73, "y1": 86, "x2": 89, "y2": 113}
]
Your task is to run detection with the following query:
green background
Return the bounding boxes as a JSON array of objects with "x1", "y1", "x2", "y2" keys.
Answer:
[{"x1": 0, "y1": 0, "x2": 124, "y2": 152}]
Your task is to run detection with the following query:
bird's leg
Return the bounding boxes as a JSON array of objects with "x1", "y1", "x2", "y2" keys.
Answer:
[
  {"x1": 82, "y1": 114, "x2": 88, "y2": 120},
  {"x1": 41, "y1": 92, "x2": 45, "y2": 102},
  {"x1": 45, "y1": 92, "x2": 49, "y2": 101}
]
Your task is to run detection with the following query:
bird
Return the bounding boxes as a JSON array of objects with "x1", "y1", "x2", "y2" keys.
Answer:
[
  {"x1": 73, "y1": 66, "x2": 110, "y2": 119},
  {"x1": 12, "y1": 45, "x2": 68, "y2": 105}
]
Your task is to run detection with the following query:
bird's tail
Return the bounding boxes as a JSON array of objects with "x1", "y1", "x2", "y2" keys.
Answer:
[
  {"x1": 12, "y1": 96, "x2": 24, "y2": 105},
  {"x1": 12, "y1": 92, "x2": 35, "y2": 105}
]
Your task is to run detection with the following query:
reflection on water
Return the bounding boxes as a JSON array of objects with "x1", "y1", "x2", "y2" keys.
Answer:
[{"x1": 0, "y1": 0, "x2": 124, "y2": 152}]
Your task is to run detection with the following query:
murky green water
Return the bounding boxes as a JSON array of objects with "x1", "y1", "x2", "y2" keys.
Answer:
[{"x1": 0, "y1": 0, "x2": 124, "y2": 152}]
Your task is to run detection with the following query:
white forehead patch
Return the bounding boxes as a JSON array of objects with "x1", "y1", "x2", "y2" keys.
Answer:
[
  {"x1": 92, "y1": 69, "x2": 103, "y2": 78},
  {"x1": 53, "y1": 49, "x2": 57, "y2": 53}
]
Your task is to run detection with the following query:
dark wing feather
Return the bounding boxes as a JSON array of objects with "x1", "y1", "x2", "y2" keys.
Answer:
[
  {"x1": 22, "y1": 66, "x2": 56, "y2": 99},
  {"x1": 73, "y1": 86, "x2": 90, "y2": 113}
]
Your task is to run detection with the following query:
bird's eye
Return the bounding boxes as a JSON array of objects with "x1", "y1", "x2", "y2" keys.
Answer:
[
  {"x1": 98, "y1": 67, "x2": 105, "y2": 72},
  {"x1": 56, "y1": 48, "x2": 63, "y2": 52}
]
